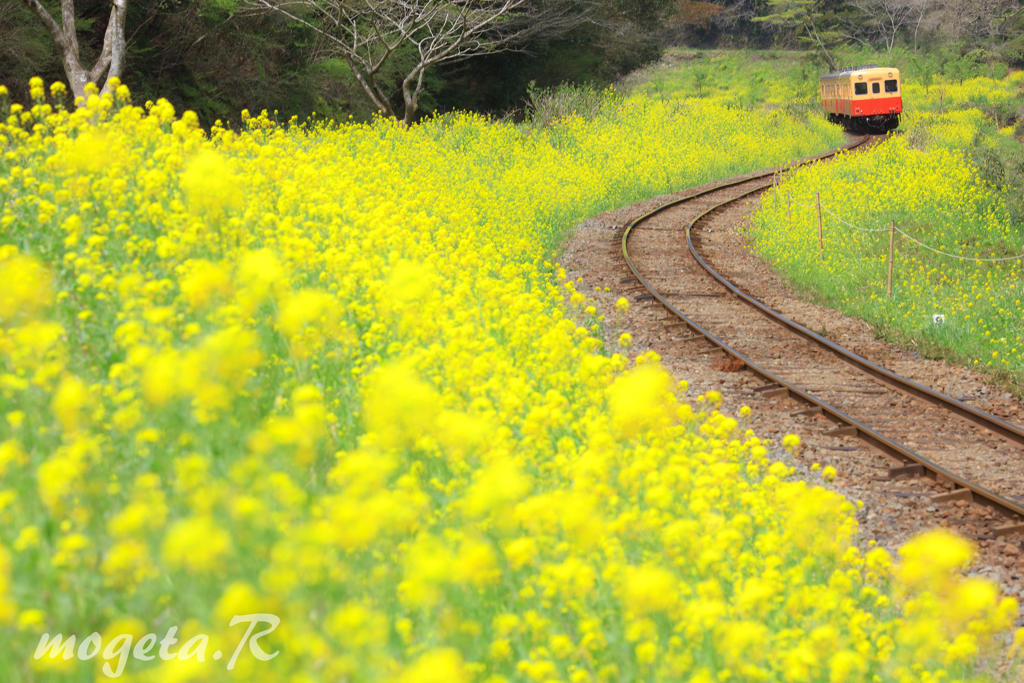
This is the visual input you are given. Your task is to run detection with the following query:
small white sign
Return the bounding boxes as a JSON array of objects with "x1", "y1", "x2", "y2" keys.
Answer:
[{"x1": 932, "y1": 314, "x2": 945, "y2": 324}]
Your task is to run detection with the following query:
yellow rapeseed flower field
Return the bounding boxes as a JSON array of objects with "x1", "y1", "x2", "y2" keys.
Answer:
[{"x1": 0, "y1": 79, "x2": 1019, "y2": 681}]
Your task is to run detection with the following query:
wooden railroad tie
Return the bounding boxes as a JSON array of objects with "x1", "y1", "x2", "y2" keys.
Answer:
[
  {"x1": 994, "y1": 522, "x2": 1024, "y2": 537},
  {"x1": 790, "y1": 407, "x2": 822, "y2": 417},
  {"x1": 887, "y1": 464, "x2": 924, "y2": 479},
  {"x1": 931, "y1": 488, "x2": 973, "y2": 504},
  {"x1": 821, "y1": 425, "x2": 857, "y2": 438},
  {"x1": 751, "y1": 384, "x2": 788, "y2": 399}
]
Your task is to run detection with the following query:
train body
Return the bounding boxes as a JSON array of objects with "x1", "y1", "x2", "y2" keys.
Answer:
[{"x1": 820, "y1": 65, "x2": 902, "y2": 133}]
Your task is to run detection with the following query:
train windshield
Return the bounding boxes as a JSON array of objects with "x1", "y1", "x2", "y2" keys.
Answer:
[
  {"x1": 854, "y1": 82, "x2": 868, "y2": 95},
  {"x1": 872, "y1": 82, "x2": 880, "y2": 93},
  {"x1": 885, "y1": 79, "x2": 898, "y2": 92}
]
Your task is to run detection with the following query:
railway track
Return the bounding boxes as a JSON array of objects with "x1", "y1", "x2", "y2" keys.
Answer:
[{"x1": 618, "y1": 138, "x2": 1024, "y2": 533}]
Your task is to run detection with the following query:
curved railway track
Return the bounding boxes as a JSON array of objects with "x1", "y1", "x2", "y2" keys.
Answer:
[{"x1": 619, "y1": 137, "x2": 1024, "y2": 532}]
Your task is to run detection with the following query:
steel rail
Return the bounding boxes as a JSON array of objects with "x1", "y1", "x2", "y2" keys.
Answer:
[{"x1": 620, "y1": 141, "x2": 1024, "y2": 527}]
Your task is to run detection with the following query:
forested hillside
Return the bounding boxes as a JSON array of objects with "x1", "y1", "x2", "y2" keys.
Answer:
[{"x1": 5, "y1": 0, "x2": 1024, "y2": 125}]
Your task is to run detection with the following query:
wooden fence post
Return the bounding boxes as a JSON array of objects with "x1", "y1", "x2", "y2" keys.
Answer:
[
  {"x1": 887, "y1": 221, "x2": 895, "y2": 298},
  {"x1": 774, "y1": 174, "x2": 779, "y2": 210},
  {"x1": 816, "y1": 192, "x2": 823, "y2": 260}
]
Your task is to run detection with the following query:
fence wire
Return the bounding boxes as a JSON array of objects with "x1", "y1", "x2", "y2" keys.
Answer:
[{"x1": 773, "y1": 192, "x2": 1023, "y2": 264}]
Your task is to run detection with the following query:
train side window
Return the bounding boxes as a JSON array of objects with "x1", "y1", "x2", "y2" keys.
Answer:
[
  {"x1": 885, "y1": 79, "x2": 898, "y2": 93},
  {"x1": 854, "y1": 82, "x2": 868, "y2": 95},
  {"x1": 872, "y1": 82, "x2": 880, "y2": 93}
]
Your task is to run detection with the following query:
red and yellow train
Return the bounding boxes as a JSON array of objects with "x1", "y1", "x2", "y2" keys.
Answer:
[{"x1": 820, "y1": 65, "x2": 902, "y2": 133}]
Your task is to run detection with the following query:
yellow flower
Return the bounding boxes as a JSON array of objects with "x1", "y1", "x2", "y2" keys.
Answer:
[
  {"x1": 388, "y1": 260, "x2": 436, "y2": 304},
  {"x1": 60, "y1": 130, "x2": 118, "y2": 174},
  {"x1": 608, "y1": 365, "x2": 673, "y2": 437},
  {"x1": 235, "y1": 249, "x2": 287, "y2": 314},
  {"x1": 897, "y1": 529, "x2": 974, "y2": 592},
  {"x1": 502, "y1": 537, "x2": 539, "y2": 570},
  {"x1": 101, "y1": 539, "x2": 158, "y2": 590},
  {"x1": 179, "y1": 150, "x2": 242, "y2": 216},
  {"x1": 51, "y1": 375, "x2": 90, "y2": 433},
  {"x1": 180, "y1": 259, "x2": 233, "y2": 310},
  {"x1": 362, "y1": 362, "x2": 439, "y2": 449},
  {"x1": 16, "y1": 609, "x2": 46, "y2": 633},
  {"x1": 162, "y1": 516, "x2": 233, "y2": 573},
  {"x1": 622, "y1": 565, "x2": 678, "y2": 615},
  {"x1": 0, "y1": 440, "x2": 27, "y2": 477},
  {"x1": 0, "y1": 254, "x2": 53, "y2": 323},
  {"x1": 13, "y1": 526, "x2": 40, "y2": 551},
  {"x1": 325, "y1": 602, "x2": 389, "y2": 648},
  {"x1": 400, "y1": 648, "x2": 469, "y2": 683}
]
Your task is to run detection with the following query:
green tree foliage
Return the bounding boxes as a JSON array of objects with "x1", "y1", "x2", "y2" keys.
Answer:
[
  {"x1": 940, "y1": 43, "x2": 982, "y2": 85},
  {"x1": 754, "y1": 0, "x2": 846, "y2": 70},
  {"x1": 691, "y1": 63, "x2": 713, "y2": 94},
  {"x1": 427, "y1": 3, "x2": 673, "y2": 117},
  {"x1": 908, "y1": 50, "x2": 940, "y2": 92},
  {"x1": 0, "y1": 0, "x2": 63, "y2": 104}
]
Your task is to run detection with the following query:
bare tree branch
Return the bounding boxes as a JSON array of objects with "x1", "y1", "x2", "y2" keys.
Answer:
[
  {"x1": 848, "y1": 0, "x2": 920, "y2": 57},
  {"x1": 249, "y1": 0, "x2": 594, "y2": 125}
]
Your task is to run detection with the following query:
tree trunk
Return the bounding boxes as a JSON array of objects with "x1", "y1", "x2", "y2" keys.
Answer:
[
  {"x1": 18, "y1": 0, "x2": 129, "y2": 102},
  {"x1": 402, "y1": 74, "x2": 417, "y2": 127},
  {"x1": 104, "y1": 0, "x2": 128, "y2": 87},
  {"x1": 401, "y1": 66, "x2": 427, "y2": 127}
]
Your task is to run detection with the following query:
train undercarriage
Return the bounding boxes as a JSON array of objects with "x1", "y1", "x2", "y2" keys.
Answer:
[{"x1": 827, "y1": 112, "x2": 900, "y2": 134}]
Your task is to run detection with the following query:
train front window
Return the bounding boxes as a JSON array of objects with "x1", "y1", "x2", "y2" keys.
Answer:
[
  {"x1": 854, "y1": 82, "x2": 868, "y2": 95},
  {"x1": 885, "y1": 79, "x2": 898, "y2": 93},
  {"x1": 872, "y1": 82, "x2": 880, "y2": 94}
]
